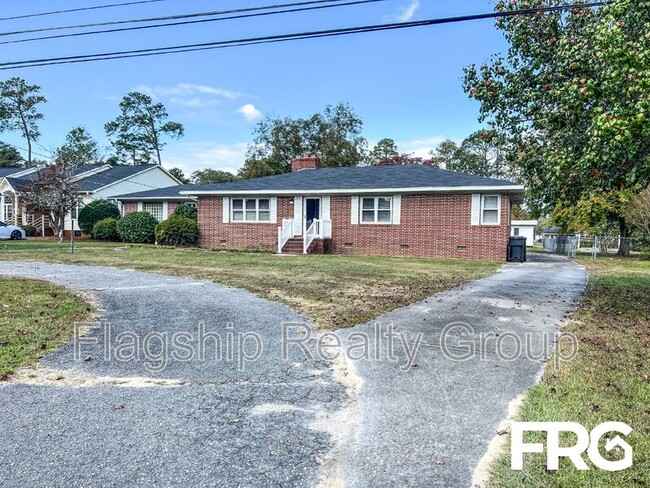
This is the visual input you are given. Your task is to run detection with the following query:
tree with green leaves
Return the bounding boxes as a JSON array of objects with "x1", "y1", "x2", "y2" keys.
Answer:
[
  {"x1": 168, "y1": 167, "x2": 189, "y2": 183},
  {"x1": 448, "y1": 130, "x2": 514, "y2": 180},
  {"x1": 105, "y1": 92, "x2": 184, "y2": 166},
  {"x1": 0, "y1": 77, "x2": 47, "y2": 167},
  {"x1": 464, "y1": 0, "x2": 650, "y2": 254},
  {"x1": 191, "y1": 168, "x2": 239, "y2": 184},
  {"x1": 0, "y1": 141, "x2": 23, "y2": 167},
  {"x1": 56, "y1": 127, "x2": 102, "y2": 166},
  {"x1": 369, "y1": 138, "x2": 399, "y2": 165},
  {"x1": 429, "y1": 140, "x2": 460, "y2": 169},
  {"x1": 239, "y1": 103, "x2": 367, "y2": 178}
]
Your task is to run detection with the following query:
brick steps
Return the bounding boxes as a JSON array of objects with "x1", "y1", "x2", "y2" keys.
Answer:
[{"x1": 281, "y1": 237, "x2": 305, "y2": 254}]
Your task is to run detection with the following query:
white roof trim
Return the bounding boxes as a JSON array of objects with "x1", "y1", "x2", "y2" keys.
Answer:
[
  {"x1": 116, "y1": 195, "x2": 196, "y2": 201},
  {"x1": 8, "y1": 167, "x2": 38, "y2": 178},
  {"x1": 71, "y1": 164, "x2": 112, "y2": 182},
  {"x1": 511, "y1": 220, "x2": 538, "y2": 226},
  {"x1": 180, "y1": 185, "x2": 525, "y2": 196}
]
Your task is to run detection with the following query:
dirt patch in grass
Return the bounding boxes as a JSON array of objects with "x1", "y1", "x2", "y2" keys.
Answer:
[
  {"x1": 0, "y1": 277, "x2": 94, "y2": 379},
  {"x1": 488, "y1": 257, "x2": 650, "y2": 487},
  {"x1": 0, "y1": 241, "x2": 500, "y2": 329}
]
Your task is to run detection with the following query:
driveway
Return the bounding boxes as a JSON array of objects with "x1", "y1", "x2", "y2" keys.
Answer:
[
  {"x1": 0, "y1": 254, "x2": 586, "y2": 487},
  {"x1": 0, "y1": 262, "x2": 351, "y2": 488},
  {"x1": 340, "y1": 253, "x2": 587, "y2": 487}
]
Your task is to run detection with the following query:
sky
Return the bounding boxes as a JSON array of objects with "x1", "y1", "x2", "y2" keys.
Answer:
[{"x1": 0, "y1": 0, "x2": 510, "y2": 176}]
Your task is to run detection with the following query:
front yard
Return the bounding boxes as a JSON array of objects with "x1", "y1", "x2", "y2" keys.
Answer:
[
  {"x1": 490, "y1": 257, "x2": 650, "y2": 487},
  {"x1": 0, "y1": 240, "x2": 500, "y2": 329},
  {"x1": 0, "y1": 277, "x2": 93, "y2": 379}
]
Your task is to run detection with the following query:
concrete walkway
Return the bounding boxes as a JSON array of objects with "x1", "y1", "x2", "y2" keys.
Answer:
[
  {"x1": 340, "y1": 253, "x2": 587, "y2": 487},
  {"x1": 0, "y1": 254, "x2": 587, "y2": 487}
]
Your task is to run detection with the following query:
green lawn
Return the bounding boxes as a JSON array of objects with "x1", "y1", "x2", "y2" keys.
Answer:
[
  {"x1": 0, "y1": 239, "x2": 500, "y2": 329},
  {"x1": 490, "y1": 257, "x2": 650, "y2": 487},
  {"x1": 0, "y1": 277, "x2": 94, "y2": 379}
]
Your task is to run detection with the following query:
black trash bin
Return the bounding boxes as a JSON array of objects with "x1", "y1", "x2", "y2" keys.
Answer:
[{"x1": 507, "y1": 236, "x2": 527, "y2": 262}]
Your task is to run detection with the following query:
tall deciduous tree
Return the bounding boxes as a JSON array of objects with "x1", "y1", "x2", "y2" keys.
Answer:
[
  {"x1": 448, "y1": 130, "x2": 515, "y2": 180},
  {"x1": 20, "y1": 165, "x2": 78, "y2": 242},
  {"x1": 239, "y1": 103, "x2": 367, "y2": 178},
  {"x1": 369, "y1": 138, "x2": 399, "y2": 165},
  {"x1": 463, "y1": 0, "x2": 650, "y2": 254},
  {"x1": 105, "y1": 92, "x2": 184, "y2": 165},
  {"x1": 0, "y1": 141, "x2": 23, "y2": 167},
  {"x1": 56, "y1": 127, "x2": 102, "y2": 166},
  {"x1": 0, "y1": 77, "x2": 46, "y2": 167},
  {"x1": 168, "y1": 167, "x2": 189, "y2": 183}
]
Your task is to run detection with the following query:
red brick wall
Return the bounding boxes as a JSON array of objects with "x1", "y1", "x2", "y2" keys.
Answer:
[
  {"x1": 198, "y1": 197, "x2": 294, "y2": 250},
  {"x1": 329, "y1": 194, "x2": 510, "y2": 261},
  {"x1": 122, "y1": 202, "x2": 138, "y2": 216},
  {"x1": 196, "y1": 193, "x2": 511, "y2": 260}
]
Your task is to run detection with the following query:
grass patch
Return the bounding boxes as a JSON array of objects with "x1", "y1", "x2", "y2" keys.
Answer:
[
  {"x1": 0, "y1": 277, "x2": 94, "y2": 379},
  {"x1": 490, "y1": 257, "x2": 650, "y2": 487},
  {"x1": 0, "y1": 239, "x2": 500, "y2": 329}
]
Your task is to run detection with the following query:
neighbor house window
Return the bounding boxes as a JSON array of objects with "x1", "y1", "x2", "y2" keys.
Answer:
[
  {"x1": 361, "y1": 196, "x2": 392, "y2": 224},
  {"x1": 143, "y1": 202, "x2": 164, "y2": 221},
  {"x1": 481, "y1": 195, "x2": 500, "y2": 225},
  {"x1": 185, "y1": 202, "x2": 197, "y2": 208},
  {"x1": 231, "y1": 198, "x2": 270, "y2": 222},
  {"x1": 513, "y1": 227, "x2": 520, "y2": 236}
]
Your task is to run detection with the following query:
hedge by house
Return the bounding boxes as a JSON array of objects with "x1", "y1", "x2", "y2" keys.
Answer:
[
  {"x1": 78, "y1": 200, "x2": 120, "y2": 235},
  {"x1": 155, "y1": 215, "x2": 199, "y2": 247},
  {"x1": 172, "y1": 203, "x2": 197, "y2": 220},
  {"x1": 116, "y1": 211, "x2": 158, "y2": 244},
  {"x1": 92, "y1": 218, "x2": 119, "y2": 241}
]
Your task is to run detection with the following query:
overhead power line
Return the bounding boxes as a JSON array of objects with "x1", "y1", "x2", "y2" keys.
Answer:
[
  {"x1": 0, "y1": 0, "x2": 168, "y2": 22},
  {"x1": 0, "y1": 2, "x2": 611, "y2": 71},
  {"x1": 0, "y1": 0, "x2": 387, "y2": 46},
  {"x1": 0, "y1": 0, "x2": 353, "y2": 37}
]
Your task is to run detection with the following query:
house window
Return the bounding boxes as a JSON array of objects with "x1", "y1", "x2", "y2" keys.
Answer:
[
  {"x1": 481, "y1": 195, "x2": 500, "y2": 225},
  {"x1": 143, "y1": 202, "x2": 164, "y2": 221},
  {"x1": 231, "y1": 198, "x2": 270, "y2": 222},
  {"x1": 513, "y1": 227, "x2": 520, "y2": 236},
  {"x1": 3, "y1": 202, "x2": 13, "y2": 222},
  {"x1": 185, "y1": 202, "x2": 197, "y2": 208},
  {"x1": 361, "y1": 196, "x2": 392, "y2": 224}
]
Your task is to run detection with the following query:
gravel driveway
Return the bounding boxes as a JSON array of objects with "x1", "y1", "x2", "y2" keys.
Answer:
[
  {"x1": 0, "y1": 262, "x2": 352, "y2": 488},
  {"x1": 0, "y1": 254, "x2": 586, "y2": 487}
]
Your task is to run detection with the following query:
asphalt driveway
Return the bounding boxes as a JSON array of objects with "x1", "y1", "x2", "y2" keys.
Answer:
[{"x1": 0, "y1": 253, "x2": 587, "y2": 487}]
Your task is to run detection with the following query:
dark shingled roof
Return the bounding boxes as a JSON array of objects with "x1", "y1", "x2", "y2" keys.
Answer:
[
  {"x1": 0, "y1": 168, "x2": 25, "y2": 179},
  {"x1": 112, "y1": 184, "x2": 199, "y2": 200},
  {"x1": 77, "y1": 165, "x2": 160, "y2": 192},
  {"x1": 181, "y1": 165, "x2": 522, "y2": 194}
]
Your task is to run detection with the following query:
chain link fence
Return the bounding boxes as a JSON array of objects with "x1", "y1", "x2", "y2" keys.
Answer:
[{"x1": 543, "y1": 235, "x2": 647, "y2": 258}]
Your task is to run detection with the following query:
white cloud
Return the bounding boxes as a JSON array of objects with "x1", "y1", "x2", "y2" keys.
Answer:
[
  {"x1": 163, "y1": 142, "x2": 248, "y2": 175},
  {"x1": 237, "y1": 104, "x2": 263, "y2": 123},
  {"x1": 387, "y1": 0, "x2": 420, "y2": 22},
  {"x1": 132, "y1": 83, "x2": 248, "y2": 107}
]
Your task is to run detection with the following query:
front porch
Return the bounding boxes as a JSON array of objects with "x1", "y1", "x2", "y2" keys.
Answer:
[
  {"x1": 278, "y1": 217, "x2": 333, "y2": 254},
  {"x1": 1, "y1": 189, "x2": 52, "y2": 236}
]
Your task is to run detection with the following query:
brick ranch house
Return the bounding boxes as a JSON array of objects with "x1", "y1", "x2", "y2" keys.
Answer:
[
  {"x1": 0, "y1": 164, "x2": 180, "y2": 236},
  {"x1": 116, "y1": 156, "x2": 525, "y2": 261}
]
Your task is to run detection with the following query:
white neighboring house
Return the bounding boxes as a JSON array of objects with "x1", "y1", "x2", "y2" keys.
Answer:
[
  {"x1": 0, "y1": 164, "x2": 180, "y2": 235},
  {"x1": 511, "y1": 220, "x2": 538, "y2": 247}
]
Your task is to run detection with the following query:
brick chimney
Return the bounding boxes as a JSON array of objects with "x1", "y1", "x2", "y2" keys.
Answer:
[{"x1": 291, "y1": 154, "x2": 320, "y2": 172}]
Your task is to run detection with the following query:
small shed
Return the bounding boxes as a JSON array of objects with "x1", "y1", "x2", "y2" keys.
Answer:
[{"x1": 511, "y1": 220, "x2": 538, "y2": 247}]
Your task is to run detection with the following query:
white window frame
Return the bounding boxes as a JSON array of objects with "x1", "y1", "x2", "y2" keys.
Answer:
[
  {"x1": 481, "y1": 195, "x2": 501, "y2": 225},
  {"x1": 360, "y1": 196, "x2": 393, "y2": 225},
  {"x1": 185, "y1": 202, "x2": 197, "y2": 208},
  {"x1": 143, "y1": 202, "x2": 164, "y2": 222},
  {"x1": 231, "y1": 198, "x2": 271, "y2": 223}
]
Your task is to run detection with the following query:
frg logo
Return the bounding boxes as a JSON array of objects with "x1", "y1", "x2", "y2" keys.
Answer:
[{"x1": 511, "y1": 422, "x2": 633, "y2": 471}]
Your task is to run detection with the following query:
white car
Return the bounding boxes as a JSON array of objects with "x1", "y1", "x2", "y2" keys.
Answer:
[{"x1": 0, "y1": 221, "x2": 26, "y2": 240}]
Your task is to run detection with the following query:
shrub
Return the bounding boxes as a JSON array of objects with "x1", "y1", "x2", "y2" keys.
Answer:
[
  {"x1": 172, "y1": 203, "x2": 197, "y2": 220},
  {"x1": 155, "y1": 215, "x2": 200, "y2": 247},
  {"x1": 22, "y1": 225, "x2": 37, "y2": 237},
  {"x1": 78, "y1": 200, "x2": 120, "y2": 235},
  {"x1": 116, "y1": 212, "x2": 158, "y2": 243},
  {"x1": 92, "y1": 218, "x2": 119, "y2": 241}
]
